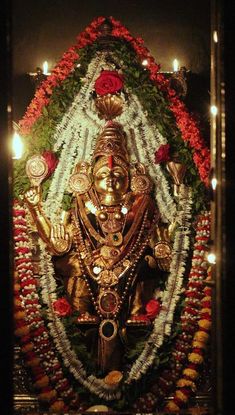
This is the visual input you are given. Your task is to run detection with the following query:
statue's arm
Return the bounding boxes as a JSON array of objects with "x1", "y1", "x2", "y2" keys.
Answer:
[{"x1": 24, "y1": 186, "x2": 72, "y2": 255}]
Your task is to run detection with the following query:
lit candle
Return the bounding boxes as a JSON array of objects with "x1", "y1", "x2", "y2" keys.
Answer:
[
  {"x1": 207, "y1": 252, "x2": 216, "y2": 264},
  {"x1": 173, "y1": 59, "x2": 179, "y2": 72},
  {"x1": 43, "y1": 60, "x2": 49, "y2": 75},
  {"x1": 210, "y1": 105, "x2": 218, "y2": 116},
  {"x1": 12, "y1": 131, "x2": 23, "y2": 160},
  {"x1": 211, "y1": 177, "x2": 217, "y2": 190}
]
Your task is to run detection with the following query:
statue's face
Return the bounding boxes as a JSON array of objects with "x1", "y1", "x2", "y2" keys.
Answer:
[{"x1": 94, "y1": 159, "x2": 129, "y2": 206}]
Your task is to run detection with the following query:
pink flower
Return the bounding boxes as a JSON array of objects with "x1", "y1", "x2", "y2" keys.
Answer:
[
  {"x1": 42, "y1": 151, "x2": 59, "y2": 177},
  {"x1": 53, "y1": 298, "x2": 72, "y2": 317},
  {"x1": 145, "y1": 299, "x2": 161, "y2": 320},
  {"x1": 154, "y1": 144, "x2": 171, "y2": 164},
  {"x1": 94, "y1": 70, "x2": 124, "y2": 96}
]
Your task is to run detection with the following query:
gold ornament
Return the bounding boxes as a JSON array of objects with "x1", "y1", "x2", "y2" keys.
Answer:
[
  {"x1": 68, "y1": 161, "x2": 92, "y2": 194},
  {"x1": 99, "y1": 270, "x2": 119, "y2": 286},
  {"x1": 99, "y1": 319, "x2": 118, "y2": 341},
  {"x1": 130, "y1": 174, "x2": 152, "y2": 194},
  {"x1": 130, "y1": 162, "x2": 153, "y2": 194},
  {"x1": 154, "y1": 241, "x2": 171, "y2": 259},
  {"x1": 166, "y1": 160, "x2": 186, "y2": 197},
  {"x1": 26, "y1": 155, "x2": 49, "y2": 186},
  {"x1": 95, "y1": 94, "x2": 124, "y2": 120},
  {"x1": 68, "y1": 172, "x2": 92, "y2": 194},
  {"x1": 92, "y1": 122, "x2": 129, "y2": 165}
]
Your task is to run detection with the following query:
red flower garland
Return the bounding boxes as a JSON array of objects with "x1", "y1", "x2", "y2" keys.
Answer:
[{"x1": 13, "y1": 202, "x2": 78, "y2": 411}]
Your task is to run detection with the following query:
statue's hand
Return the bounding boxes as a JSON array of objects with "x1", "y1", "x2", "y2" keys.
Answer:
[
  {"x1": 51, "y1": 224, "x2": 71, "y2": 255},
  {"x1": 24, "y1": 186, "x2": 41, "y2": 207}
]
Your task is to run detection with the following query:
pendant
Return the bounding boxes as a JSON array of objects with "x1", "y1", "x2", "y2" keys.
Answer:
[
  {"x1": 100, "y1": 245, "x2": 120, "y2": 259},
  {"x1": 106, "y1": 232, "x2": 123, "y2": 247},
  {"x1": 99, "y1": 270, "x2": 119, "y2": 286},
  {"x1": 98, "y1": 289, "x2": 120, "y2": 316},
  {"x1": 99, "y1": 319, "x2": 118, "y2": 341}
]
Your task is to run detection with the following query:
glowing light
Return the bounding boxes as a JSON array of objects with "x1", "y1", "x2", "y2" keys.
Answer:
[
  {"x1": 173, "y1": 59, "x2": 179, "y2": 72},
  {"x1": 142, "y1": 59, "x2": 148, "y2": 66},
  {"x1": 43, "y1": 61, "x2": 49, "y2": 75},
  {"x1": 210, "y1": 105, "x2": 218, "y2": 116},
  {"x1": 93, "y1": 266, "x2": 102, "y2": 275},
  {"x1": 211, "y1": 177, "x2": 217, "y2": 190},
  {"x1": 12, "y1": 131, "x2": 23, "y2": 159},
  {"x1": 213, "y1": 30, "x2": 218, "y2": 43},
  {"x1": 77, "y1": 63, "x2": 81, "y2": 68},
  {"x1": 121, "y1": 206, "x2": 128, "y2": 215},
  {"x1": 207, "y1": 253, "x2": 216, "y2": 264}
]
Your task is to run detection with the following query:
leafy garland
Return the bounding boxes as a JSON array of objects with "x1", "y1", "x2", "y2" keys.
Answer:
[{"x1": 13, "y1": 17, "x2": 211, "y2": 413}]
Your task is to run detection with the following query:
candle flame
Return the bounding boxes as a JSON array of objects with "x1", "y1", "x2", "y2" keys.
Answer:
[
  {"x1": 12, "y1": 131, "x2": 23, "y2": 159},
  {"x1": 173, "y1": 59, "x2": 179, "y2": 72},
  {"x1": 211, "y1": 177, "x2": 217, "y2": 190},
  {"x1": 207, "y1": 253, "x2": 216, "y2": 264},
  {"x1": 43, "y1": 61, "x2": 49, "y2": 75}
]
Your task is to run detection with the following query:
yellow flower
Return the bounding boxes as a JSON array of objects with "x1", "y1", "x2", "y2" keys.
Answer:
[
  {"x1": 14, "y1": 298, "x2": 22, "y2": 307},
  {"x1": 22, "y1": 343, "x2": 34, "y2": 353},
  {"x1": 194, "y1": 330, "x2": 209, "y2": 343},
  {"x1": 14, "y1": 311, "x2": 26, "y2": 320},
  {"x1": 201, "y1": 307, "x2": 211, "y2": 315},
  {"x1": 176, "y1": 389, "x2": 188, "y2": 402},
  {"x1": 34, "y1": 375, "x2": 50, "y2": 389},
  {"x1": 198, "y1": 319, "x2": 211, "y2": 330},
  {"x1": 188, "y1": 352, "x2": 204, "y2": 364},
  {"x1": 39, "y1": 390, "x2": 57, "y2": 401},
  {"x1": 165, "y1": 401, "x2": 180, "y2": 412},
  {"x1": 177, "y1": 378, "x2": 196, "y2": 391},
  {"x1": 26, "y1": 357, "x2": 41, "y2": 367},
  {"x1": 202, "y1": 295, "x2": 211, "y2": 302},
  {"x1": 14, "y1": 283, "x2": 21, "y2": 292},
  {"x1": 14, "y1": 326, "x2": 30, "y2": 337},
  {"x1": 183, "y1": 368, "x2": 199, "y2": 380},
  {"x1": 49, "y1": 400, "x2": 65, "y2": 412},
  {"x1": 192, "y1": 340, "x2": 207, "y2": 350}
]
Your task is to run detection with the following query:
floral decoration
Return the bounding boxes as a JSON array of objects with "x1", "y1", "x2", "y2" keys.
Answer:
[
  {"x1": 53, "y1": 298, "x2": 72, "y2": 317},
  {"x1": 13, "y1": 16, "x2": 212, "y2": 413},
  {"x1": 145, "y1": 299, "x2": 161, "y2": 320},
  {"x1": 42, "y1": 150, "x2": 59, "y2": 178},
  {"x1": 94, "y1": 70, "x2": 123, "y2": 96},
  {"x1": 154, "y1": 144, "x2": 171, "y2": 164}
]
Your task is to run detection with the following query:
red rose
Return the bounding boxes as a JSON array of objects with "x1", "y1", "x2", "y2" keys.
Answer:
[
  {"x1": 42, "y1": 151, "x2": 59, "y2": 177},
  {"x1": 94, "y1": 70, "x2": 124, "y2": 96},
  {"x1": 154, "y1": 144, "x2": 171, "y2": 164},
  {"x1": 145, "y1": 299, "x2": 161, "y2": 320},
  {"x1": 53, "y1": 298, "x2": 72, "y2": 317}
]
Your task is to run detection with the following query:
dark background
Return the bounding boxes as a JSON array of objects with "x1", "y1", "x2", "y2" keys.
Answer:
[{"x1": 12, "y1": 0, "x2": 211, "y2": 130}]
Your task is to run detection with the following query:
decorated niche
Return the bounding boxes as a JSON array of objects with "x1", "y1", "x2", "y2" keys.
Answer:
[{"x1": 13, "y1": 17, "x2": 211, "y2": 414}]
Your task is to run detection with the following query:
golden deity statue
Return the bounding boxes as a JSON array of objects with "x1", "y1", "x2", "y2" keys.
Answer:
[{"x1": 24, "y1": 96, "x2": 173, "y2": 373}]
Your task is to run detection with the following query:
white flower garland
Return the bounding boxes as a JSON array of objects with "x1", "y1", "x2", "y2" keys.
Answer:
[{"x1": 126, "y1": 184, "x2": 192, "y2": 382}]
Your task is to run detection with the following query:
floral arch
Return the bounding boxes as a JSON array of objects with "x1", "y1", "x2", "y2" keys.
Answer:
[{"x1": 13, "y1": 17, "x2": 211, "y2": 413}]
